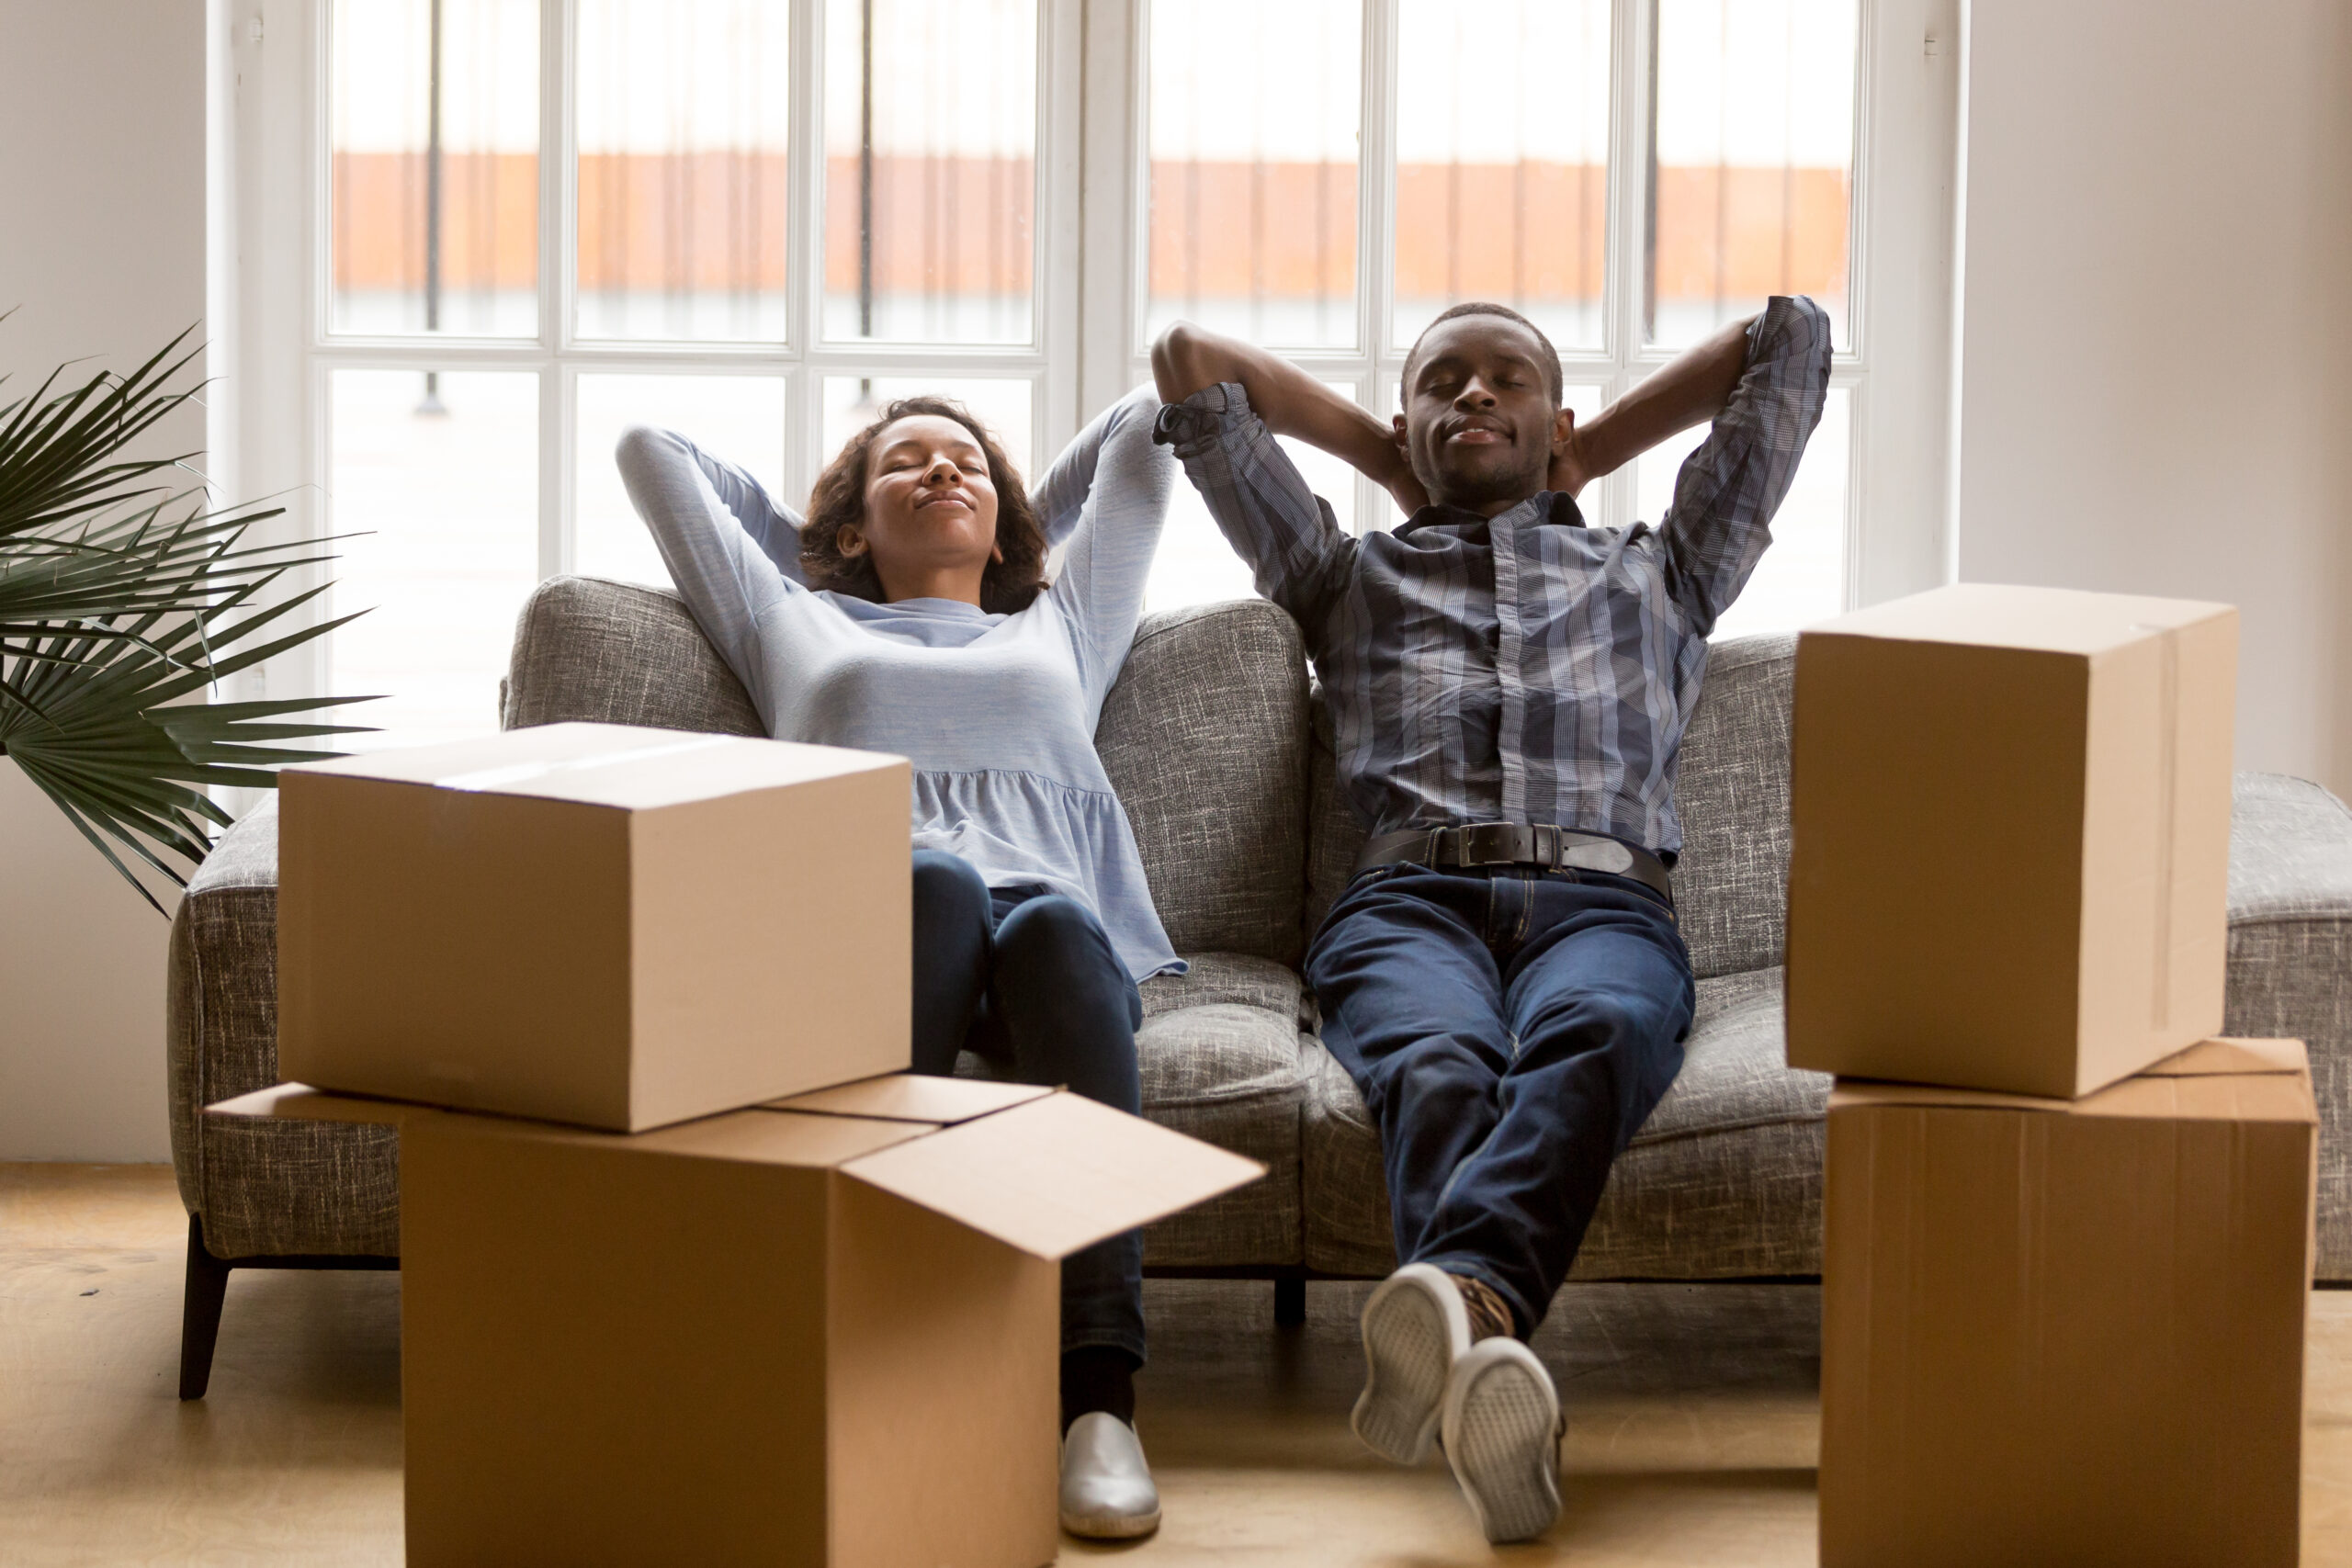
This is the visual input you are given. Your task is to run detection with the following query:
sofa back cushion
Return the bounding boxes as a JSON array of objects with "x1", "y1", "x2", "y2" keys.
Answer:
[
  {"x1": 1096, "y1": 600, "x2": 1311, "y2": 966},
  {"x1": 503, "y1": 579, "x2": 1313, "y2": 966},
  {"x1": 1672, "y1": 634, "x2": 1795, "y2": 978},
  {"x1": 503, "y1": 577, "x2": 764, "y2": 737},
  {"x1": 1306, "y1": 632, "x2": 1796, "y2": 979}
]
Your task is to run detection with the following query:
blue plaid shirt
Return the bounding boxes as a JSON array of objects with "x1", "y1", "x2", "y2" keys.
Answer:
[{"x1": 1154, "y1": 294, "x2": 1833, "y2": 858}]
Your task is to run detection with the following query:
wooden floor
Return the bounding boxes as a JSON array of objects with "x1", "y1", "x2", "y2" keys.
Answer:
[{"x1": 5, "y1": 1163, "x2": 2349, "y2": 1565}]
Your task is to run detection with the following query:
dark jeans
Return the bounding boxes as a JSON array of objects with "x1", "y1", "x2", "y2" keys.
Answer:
[
  {"x1": 1306, "y1": 863, "x2": 1694, "y2": 1339},
  {"x1": 908, "y1": 850, "x2": 1146, "y2": 1362}
]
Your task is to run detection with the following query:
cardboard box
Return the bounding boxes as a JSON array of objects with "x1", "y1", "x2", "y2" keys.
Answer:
[
  {"x1": 277, "y1": 721, "x2": 912, "y2": 1132},
  {"x1": 1786, "y1": 583, "x2": 2237, "y2": 1097},
  {"x1": 1819, "y1": 1038, "x2": 2315, "y2": 1568},
  {"x1": 210, "y1": 1074, "x2": 1261, "y2": 1568}
]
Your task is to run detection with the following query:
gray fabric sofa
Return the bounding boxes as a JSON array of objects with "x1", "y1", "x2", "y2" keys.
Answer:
[{"x1": 168, "y1": 578, "x2": 2352, "y2": 1394}]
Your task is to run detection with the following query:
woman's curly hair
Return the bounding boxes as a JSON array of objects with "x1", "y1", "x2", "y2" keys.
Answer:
[{"x1": 798, "y1": 396, "x2": 1049, "y2": 615}]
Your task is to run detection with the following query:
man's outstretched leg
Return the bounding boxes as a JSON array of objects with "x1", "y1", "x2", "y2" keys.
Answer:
[
  {"x1": 1310, "y1": 868, "x2": 1691, "y2": 1543},
  {"x1": 1307, "y1": 868, "x2": 1525, "y2": 1472},
  {"x1": 1421, "y1": 874, "x2": 1693, "y2": 1542}
]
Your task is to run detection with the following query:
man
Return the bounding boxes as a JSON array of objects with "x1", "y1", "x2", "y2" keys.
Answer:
[{"x1": 1151, "y1": 294, "x2": 1831, "y2": 1542}]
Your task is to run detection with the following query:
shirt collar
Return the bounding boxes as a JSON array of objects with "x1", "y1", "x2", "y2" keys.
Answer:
[{"x1": 1395, "y1": 490, "x2": 1586, "y2": 539}]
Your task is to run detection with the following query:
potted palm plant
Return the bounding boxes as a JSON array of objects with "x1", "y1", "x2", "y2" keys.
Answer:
[{"x1": 0, "y1": 323, "x2": 369, "y2": 910}]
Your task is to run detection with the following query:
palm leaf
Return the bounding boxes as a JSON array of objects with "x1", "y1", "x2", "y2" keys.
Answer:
[{"x1": 2, "y1": 322, "x2": 380, "y2": 908}]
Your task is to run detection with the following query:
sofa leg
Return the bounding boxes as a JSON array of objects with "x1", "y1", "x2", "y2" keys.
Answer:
[
  {"x1": 1273, "y1": 1275, "x2": 1306, "y2": 1328},
  {"x1": 179, "y1": 1214, "x2": 232, "y2": 1401}
]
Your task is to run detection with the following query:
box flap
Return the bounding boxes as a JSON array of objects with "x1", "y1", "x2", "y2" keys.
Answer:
[
  {"x1": 1805, "y1": 581, "x2": 2233, "y2": 657},
  {"x1": 837, "y1": 1091, "x2": 1263, "y2": 1259},
  {"x1": 287, "y1": 721, "x2": 904, "y2": 810},
  {"x1": 1830, "y1": 1038, "x2": 2313, "y2": 1122},
  {"x1": 2136, "y1": 1037, "x2": 2307, "y2": 1077},
  {"x1": 763, "y1": 1074, "x2": 1051, "y2": 1124},
  {"x1": 619, "y1": 1108, "x2": 933, "y2": 1168},
  {"x1": 1827, "y1": 1079, "x2": 2068, "y2": 1114},
  {"x1": 205, "y1": 1082, "x2": 424, "y2": 1127}
]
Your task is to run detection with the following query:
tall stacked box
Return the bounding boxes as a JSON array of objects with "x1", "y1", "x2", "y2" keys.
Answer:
[{"x1": 1786, "y1": 583, "x2": 2237, "y2": 1098}]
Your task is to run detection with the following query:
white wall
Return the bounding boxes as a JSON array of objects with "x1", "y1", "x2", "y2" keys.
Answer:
[
  {"x1": 1953, "y1": 0, "x2": 2352, "y2": 794},
  {"x1": 0, "y1": 3, "x2": 207, "y2": 1160}
]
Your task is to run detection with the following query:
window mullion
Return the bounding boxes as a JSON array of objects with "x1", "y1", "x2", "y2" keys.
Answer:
[
  {"x1": 1037, "y1": 0, "x2": 1083, "y2": 442},
  {"x1": 785, "y1": 0, "x2": 825, "y2": 505},
  {"x1": 1079, "y1": 0, "x2": 1136, "y2": 420},
  {"x1": 1356, "y1": 0, "x2": 1397, "y2": 532},
  {"x1": 537, "y1": 0, "x2": 572, "y2": 581},
  {"x1": 1598, "y1": 0, "x2": 1654, "y2": 533}
]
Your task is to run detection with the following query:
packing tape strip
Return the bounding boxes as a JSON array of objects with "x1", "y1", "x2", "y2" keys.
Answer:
[{"x1": 431, "y1": 734, "x2": 739, "y2": 793}]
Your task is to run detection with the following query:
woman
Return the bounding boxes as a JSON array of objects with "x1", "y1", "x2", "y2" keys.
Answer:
[{"x1": 616, "y1": 386, "x2": 1177, "y2": 1541}]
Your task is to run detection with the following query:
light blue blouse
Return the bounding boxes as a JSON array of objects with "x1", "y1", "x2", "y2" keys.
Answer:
[{"x1": 616, "y1": 386, "x2": 1185, "y2": 981}]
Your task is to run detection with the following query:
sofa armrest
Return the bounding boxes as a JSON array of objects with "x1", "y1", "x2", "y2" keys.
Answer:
[
  {"x1": 165, "y1": 799, "x2": 402, "y2": 1258},
  {"x1": 2223, "y1": 773, "x2": 2352, "y2": 1278},
  {"x1": 168, "y1": 799, "x2": 283, "y2": 1208}
]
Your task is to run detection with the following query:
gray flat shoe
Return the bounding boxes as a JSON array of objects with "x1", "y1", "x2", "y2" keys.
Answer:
[
  {"x1": 1441, "y1": 1337, "x2": 1563, "y2": 1544},
  {"x1": 1352, "y1": 1263, "x2": 1473, "y2": 1465},
  {"x1": 1059, "y1": 1412, "x2": 1162, "y2": 1540}
]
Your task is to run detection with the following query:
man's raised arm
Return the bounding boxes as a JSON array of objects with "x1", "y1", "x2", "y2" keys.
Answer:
[
  {"x1": 1153, "y1": 323, "x2": 1426, "y2": 514},
  {"x1": 1549, "y1": 313, "x2": 1758, "y2": 496}
]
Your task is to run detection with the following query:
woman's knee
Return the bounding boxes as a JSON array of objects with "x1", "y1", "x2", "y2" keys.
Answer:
[
  {"x1": 910, "y1": 850, "x2": 990, "y2": 928},
  {"x1": 992, "y1": 894, "x2": 1112, "y2": 972}
]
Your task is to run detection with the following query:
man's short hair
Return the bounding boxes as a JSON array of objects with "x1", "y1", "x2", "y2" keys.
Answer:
[{"x1": 1401, "y1": 302, "x2": 1564, "y2": 409}]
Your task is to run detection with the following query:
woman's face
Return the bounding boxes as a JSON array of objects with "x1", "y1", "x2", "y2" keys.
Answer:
[{"x1": 839, "y1": 414, "x2": 1002, "y2": 594}]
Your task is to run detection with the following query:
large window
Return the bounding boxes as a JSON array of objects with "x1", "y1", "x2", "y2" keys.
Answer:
[{"x1": 229, "y1": 0, "x2": 1956, "y2": 746}]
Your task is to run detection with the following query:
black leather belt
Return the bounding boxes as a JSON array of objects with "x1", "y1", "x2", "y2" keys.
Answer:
[{"x1": 1353, "y1": 823, "x2": 1674, "y2": 902}]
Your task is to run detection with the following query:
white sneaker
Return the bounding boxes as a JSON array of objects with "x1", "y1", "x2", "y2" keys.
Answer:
[
  {"x1": 1440, "y1": 1337, "x2": 1564, "y2": 1544},
  {"x1": 1351, "y1": 1263, "x2": 1473, "y2": 1465},
  {"x1": 1058, "y1": 1412, "x2": 1161, "y2": 1540}
]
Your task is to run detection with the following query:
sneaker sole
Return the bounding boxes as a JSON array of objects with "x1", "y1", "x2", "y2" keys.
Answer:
[
  {"x1": 1059, "y1": 1505, "x2": 1162, "y2": 1540},
  {"x1": 1351, "y1": 1265, "x2": 1470, "y2": 1466},
  {"x1": 1442, "y1": 1340, "x2": 1562, "y2": 1544}
]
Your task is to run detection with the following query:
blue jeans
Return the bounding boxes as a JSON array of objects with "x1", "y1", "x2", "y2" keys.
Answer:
[
  {"x1": 1306, "y1": 863, "x2": 1694, "y2": 1338},
  {"x1": 908, "y1": 850, "x2": 1146, "y2": 1362}
]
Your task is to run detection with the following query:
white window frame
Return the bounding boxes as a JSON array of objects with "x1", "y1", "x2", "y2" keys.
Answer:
[
  {"x1": 223, "y1": 0, "x2": 1085, "y2": 707},
  {"x1": 1079, "y1": 0, "x2": 1960, "y2": 606},
  {"x1": 221, "y1": 0, "x2": 1957, "y2": 709}
]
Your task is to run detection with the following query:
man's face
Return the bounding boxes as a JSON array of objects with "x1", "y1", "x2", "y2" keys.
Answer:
[{"x1": 1395, "y1": 316, "x2": 1566, "y2": 516}]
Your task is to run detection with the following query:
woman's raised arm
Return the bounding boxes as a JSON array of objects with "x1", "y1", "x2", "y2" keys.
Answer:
[
  {"x1": 614, "y1": 425, "x2": 797, "y2": 722},
  {"x1": 1040, "y1": 387, "x2": 1176, "y2": 713}
]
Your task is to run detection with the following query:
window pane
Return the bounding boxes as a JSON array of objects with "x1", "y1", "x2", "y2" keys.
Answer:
[
  {"x1": 330, "y1": 0, "x2": 538, "y2": 336},
  {"x1": 820, "y1": 377, "x2": 1035, "y2": 484},
  {"x1": 1146, "y1": 0, "x2": 1360, "y2": 350},
  {"x1": 576, "y1": 1, "x2": 790, "y2": 342},
  {"x1": 577, "y1": 375, "x2": 787, "y2": 587},
  {"x1": 1649, "y1": 0, "x2": 1857, "y2": 349},
  {"x1": 1148, "y1": 383, "x2": 1361, "y2": 612},
  {"x1": 328, "y1": 371, "x2": 539, "y2": 747},
  {"x1": 1393, "y1": 1, "x2": 1611, "y2": 353},
  {"x1": 1632, "y1": 386, "x2": 1849, "y2": 636},
  {"x1": 821, "y1": 0, "x2": 1036, "y2": 344}
]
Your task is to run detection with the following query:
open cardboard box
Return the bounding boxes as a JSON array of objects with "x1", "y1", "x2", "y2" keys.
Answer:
[
  {"x1": 277, "y1": 722, "x2": 912, "y2": 1133},
  {"x1": 1786, "y1": 583, "x2": 2238, "y2": 1098},
  {"x1": 210, "y1": 1073, "x2": 1261, "y2": 1568},
  {"x1": 1820, "y1": 1038, "x2": 2315, "y2": 1568}
]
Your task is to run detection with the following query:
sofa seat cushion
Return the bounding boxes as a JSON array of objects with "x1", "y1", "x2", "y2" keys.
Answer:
[{"x1": 1302, "y1": 965, "x2": 1827, "y2": 1280}]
